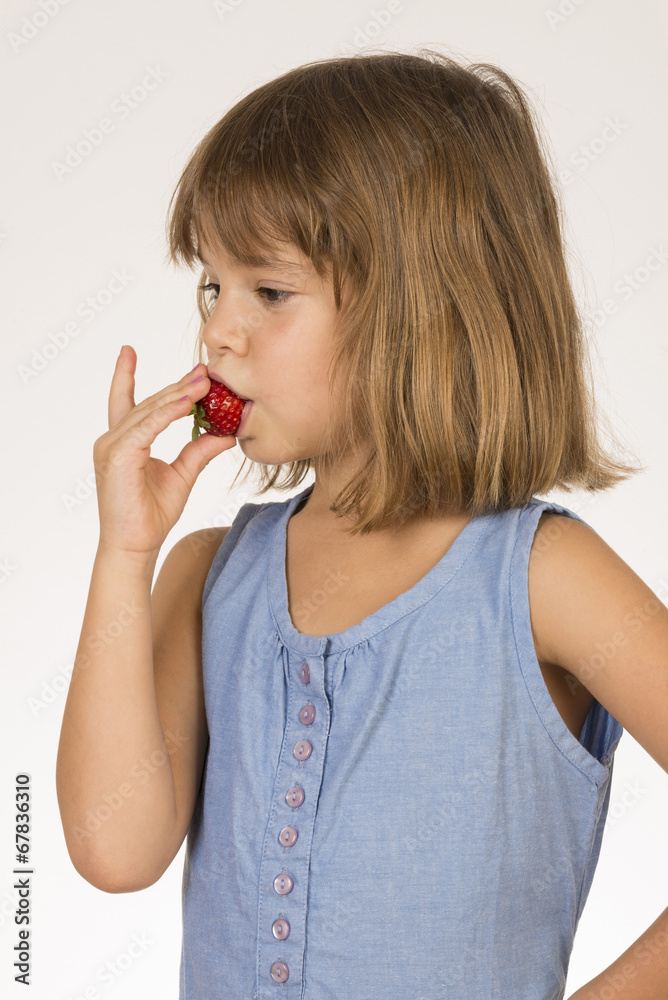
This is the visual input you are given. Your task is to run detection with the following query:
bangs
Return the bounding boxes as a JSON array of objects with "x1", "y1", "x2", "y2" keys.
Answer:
[{"x1": 166, "y1": 95, "x2": 349, "y2": 308}]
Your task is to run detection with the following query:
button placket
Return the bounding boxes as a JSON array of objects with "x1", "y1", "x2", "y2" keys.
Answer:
[{"x1": 257, "y1": 655, "x2": 329, "y2": 997}]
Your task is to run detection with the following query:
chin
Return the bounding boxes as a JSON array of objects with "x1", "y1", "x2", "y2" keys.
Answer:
[{"x1": 237, "y1": 437, "x2": 310, "y2": 466}]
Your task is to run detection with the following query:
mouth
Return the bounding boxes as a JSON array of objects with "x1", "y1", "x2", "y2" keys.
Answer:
[{"x1": 207, "y1": 369, "x2": 252, "y2": 402}]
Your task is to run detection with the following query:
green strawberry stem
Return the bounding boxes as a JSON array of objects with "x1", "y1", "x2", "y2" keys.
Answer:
[{"x1": 190, "y1": 402, "x2": 211, "y2": 441}]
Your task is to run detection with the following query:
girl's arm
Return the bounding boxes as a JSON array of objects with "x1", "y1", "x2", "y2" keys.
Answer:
[
  {"x1": 529, "y1": 513, "x2": 668, "y2": 998},
  {"x1": 56, "y1": 527, "x2": 226, "y2": 892},
  {"x1": 56, "y1": 542, "x2": 169, "y2": 889},
  {"x1": 56, "y1": 344, "x2": 235, "y2": 891},
  {"x1": 567, "y1": 905, "x2": 668, "y2": 1000}
]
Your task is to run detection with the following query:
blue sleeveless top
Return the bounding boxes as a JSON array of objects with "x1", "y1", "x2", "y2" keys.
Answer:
[{"x1": 179, "y1": 483, "x2": 623, "y2": 1000}]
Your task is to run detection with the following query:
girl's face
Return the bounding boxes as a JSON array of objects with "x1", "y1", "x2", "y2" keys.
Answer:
[{"x1": 198, "y1": 239, "x2": 352, "y2": 468}]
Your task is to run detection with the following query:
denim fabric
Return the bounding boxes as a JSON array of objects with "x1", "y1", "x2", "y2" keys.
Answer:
[{"x1": 179, "y1": 483, "x2": 622, "y2": 1000}]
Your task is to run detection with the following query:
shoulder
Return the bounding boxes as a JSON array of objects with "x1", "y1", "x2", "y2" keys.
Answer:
[
  {"x1": 530, "y1": 509, "x2": 668, "y2": 774},
  {"x1": 174, "y1": 526, "x2": 232, "y2": 563},
  {"x1": 155, "y1": 527, "x2": 231, "y2": 602},
  {"x1": 529, "y1": 507, "x2": 666, "y2": 671}
]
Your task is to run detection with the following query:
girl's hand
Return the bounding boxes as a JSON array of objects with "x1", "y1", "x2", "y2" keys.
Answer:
[{"x1": 93, "y1": 345, "x2": 237, "y2": 557}]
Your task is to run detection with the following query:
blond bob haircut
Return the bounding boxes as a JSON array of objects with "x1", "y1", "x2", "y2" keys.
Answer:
[{"x1": 165, "y1": 47, "x2": 645, "y2": 536}]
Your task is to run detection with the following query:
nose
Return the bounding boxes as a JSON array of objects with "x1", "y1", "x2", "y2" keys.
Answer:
[{"x1": 201, "y1": 290, "x2": 256, "y2": 356}]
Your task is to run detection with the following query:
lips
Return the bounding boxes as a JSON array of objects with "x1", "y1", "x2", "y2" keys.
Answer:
[{"x1": 207, "y1": 369, "x2": 251, "y2": 402}]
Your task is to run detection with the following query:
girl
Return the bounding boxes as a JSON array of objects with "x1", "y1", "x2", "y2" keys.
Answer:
[{"x1": 56, "y1": 49, "x2": 668, "y2": 1000}]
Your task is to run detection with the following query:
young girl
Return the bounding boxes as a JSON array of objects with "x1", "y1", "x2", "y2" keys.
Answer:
[{"x1": 56, "y1": 49, "x2": 668, "y2": 1000}]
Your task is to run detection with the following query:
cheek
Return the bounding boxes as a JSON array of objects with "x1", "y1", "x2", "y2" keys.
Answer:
[
  {"x1": 295, "y1": 371, "x2": 333, "y2": 418},
  {"x1": 272, "y1": 350, "x2": 330, "y2": 403},
  {"x1": 260, "y1": 314, "x2": 335, "y2": 408}
]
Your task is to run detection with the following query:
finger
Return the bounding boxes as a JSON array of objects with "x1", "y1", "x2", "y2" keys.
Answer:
[
  {"x1": 120, "y1": 394, "x2": 196, "y2": 458},
  {"x1": 108, "y1": 357, "x2": 207, "y2": 435},
  {"x1": 108, "y1": 345, "x2": 137, "y2": 430},
  {"x1": 116, "y1": 371, "x2": 211, "y2": 434},
  {"x1": 169, "y1": 431, "x2": 237, "y2": 489}
]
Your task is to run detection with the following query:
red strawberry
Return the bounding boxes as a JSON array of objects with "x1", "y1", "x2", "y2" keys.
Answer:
[{"x1": 190, "y1": 380, "x2": 245, "y2": 440}]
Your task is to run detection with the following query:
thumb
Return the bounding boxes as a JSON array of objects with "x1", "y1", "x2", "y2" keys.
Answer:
[{"x1": 171, "y1": 432, "x2": 238, "y2": 485}]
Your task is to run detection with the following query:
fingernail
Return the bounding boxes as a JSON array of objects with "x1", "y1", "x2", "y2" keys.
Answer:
[
  {"x1": 189, "y1": 363, "x2": 201, "y2": 373},
  {"x1": 178, "y1": 395, "x2": 189, "y2": 401},
  {"x1": 191, "y1": 374, "x2": 204, "y2": 383}
]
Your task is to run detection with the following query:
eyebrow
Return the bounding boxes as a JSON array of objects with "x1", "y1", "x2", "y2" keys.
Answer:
[{"x1": 195, "y1": 250, "x2": 310, "y2": 275}]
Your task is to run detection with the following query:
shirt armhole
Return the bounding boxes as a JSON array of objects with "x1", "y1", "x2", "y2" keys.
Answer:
[{"x1": 509, "y1": 499, "x2": 624, "y2": 788}]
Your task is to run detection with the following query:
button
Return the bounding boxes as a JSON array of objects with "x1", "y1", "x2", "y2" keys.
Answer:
[
  {"x1": 279, "y1": 825, "x2": 298, "y2": 847},
  {"x1": 300, "y1": 661, "x2": 310, "y2": 684},
  {"x1": 286, "y1": 785, "x2": 305, "y2": 807},
  {"x1": 293, "y1": 740, "x2": 312, "y2": 761},
  {"x1": 272, "y1": 917, "x2": 290, "y2": 940},
  {"x1": 271, "y1": 960, "x2": 289, "y2": 983},
  {"x1": 274, "y1": 873, "x2": 294, "y2": 894},
  {"x1": 299, "y1": 704, "x2": 316, "y2": 725}
]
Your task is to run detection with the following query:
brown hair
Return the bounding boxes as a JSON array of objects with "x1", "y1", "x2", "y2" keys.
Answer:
[{"x1": 165, "y1": 47, "x2": 645, "y2": 536}]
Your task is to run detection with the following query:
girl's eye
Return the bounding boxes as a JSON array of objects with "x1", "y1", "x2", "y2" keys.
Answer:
[
  {"x1": 254, "y1": 287, "x2": 293, "y2": 307},
  {"x1": 198, "y1": 283, "x2": 293, "y2": 307},
  {"x1": 199, "y1": 282, "x2": 220, "y2": 302}
]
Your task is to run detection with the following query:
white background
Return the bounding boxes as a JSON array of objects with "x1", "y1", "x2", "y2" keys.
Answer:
[{"x1": 1, "y1": 0, "x2": 667, "y2": 997}]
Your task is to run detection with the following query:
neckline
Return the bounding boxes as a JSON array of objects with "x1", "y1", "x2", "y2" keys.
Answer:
[{"x1": 268, "y1": 483, "x2": 495, "y2": 655}]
